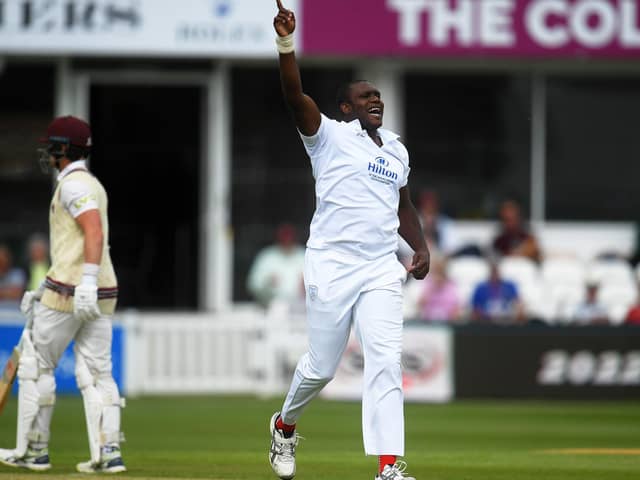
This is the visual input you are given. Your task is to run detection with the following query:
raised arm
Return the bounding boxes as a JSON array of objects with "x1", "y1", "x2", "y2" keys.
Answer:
[
  {"x1": 274, "y1": 0, "x2": 321, "y2": 136},
  {"x1": 398, "y1": 186, "x2": 430, "y2": 280}
]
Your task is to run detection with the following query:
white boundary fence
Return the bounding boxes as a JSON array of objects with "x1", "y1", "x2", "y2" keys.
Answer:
[
  {"x1": 123, "y1": 305, "x2": 309, "y2": 397},
  {"x1": 2, "y1": 306, "x2": 454, "y2": 401},
  {"x1": 121, "y1": 305, "x2": 454, "y2": 402}
]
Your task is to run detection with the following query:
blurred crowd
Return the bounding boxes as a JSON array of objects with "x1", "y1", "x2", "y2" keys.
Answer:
[
  {"x1": 245, "y1": 191, "x2": 640, "y2": 328},
  {"x1": 6, "y1": 195, "x2": 640, "y2": 328},
  {"x1": 400, "y1": 190, "x2": 640, "y2": 327},
  {"x1": 0, "y1": 235, "x2": 49, "y2": 313}
]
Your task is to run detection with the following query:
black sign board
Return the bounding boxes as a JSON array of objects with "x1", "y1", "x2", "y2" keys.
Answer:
[{"x1": 455, "y1": 325, "x2": 640, "y2": 399}]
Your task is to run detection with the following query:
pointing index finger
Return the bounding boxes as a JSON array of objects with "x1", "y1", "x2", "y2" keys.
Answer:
[{"x1": 276, "y1": 0, "x2": 285, "y2": 12}]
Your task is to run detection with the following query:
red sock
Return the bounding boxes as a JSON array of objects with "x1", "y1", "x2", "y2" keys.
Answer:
[
  {"x1": 379, "y1": 455, "x2": 396, "y2": 473},
  {"x1": 276, "y1": 415, "x2": 296, "y2": 435}
]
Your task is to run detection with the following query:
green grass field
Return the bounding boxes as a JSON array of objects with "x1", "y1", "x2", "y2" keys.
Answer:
[{"x1": 0, "y1": 396, "x2": 638, "y2": 479}]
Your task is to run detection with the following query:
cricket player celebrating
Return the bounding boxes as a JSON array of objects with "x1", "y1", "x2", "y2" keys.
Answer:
[
  {"x1": 0, "y1": 116, "x2": 126, "y2": 474},
  {"x1": 270, "y1": 2, "x2": 430, "y2": 479}
]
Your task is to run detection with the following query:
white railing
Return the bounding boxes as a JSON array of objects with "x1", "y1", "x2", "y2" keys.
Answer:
[
  {"x1": 2, "y1": 307, "x2": 454, "y2": 401},
  {"x1": 123, "y1": 304, "x2": 308, "y2": 397}
]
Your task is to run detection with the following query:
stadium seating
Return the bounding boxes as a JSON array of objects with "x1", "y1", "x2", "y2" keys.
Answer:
[
  {"x1": 445, "y1": 256, "x2": 490, "y2": 314},
  {"x1": 541, "y1": 283, "x2": 586, "y2": 324},
  {"x1": 584, "y1": 259, "x2": 637, "y2": 324},
  {"x1": 586, "y1": 258, "x2": 635, "y2": 285},
  {"x1": 541, "y1": 257, "x2": 586, "y2": 286},
  {"x1": 405, "y1": 254, "x2": 640, "y2": 325},
  {"x1": 598, "y1": 283, "x2": 637, "y2": 324},
  {"x1": 538, "y1": 258, "x2": 587, "y2": 323},
  {"x1": 497, "y1": 257, "x2": 542, "y2": 318}
]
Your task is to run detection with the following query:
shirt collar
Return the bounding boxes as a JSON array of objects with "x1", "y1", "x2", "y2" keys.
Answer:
[
  {"x1": 346, "y1": 118, "x2": 400, "y2": 143},
  {"x1": 57, "y1": 160, "x2": 88, "y2": 182}
]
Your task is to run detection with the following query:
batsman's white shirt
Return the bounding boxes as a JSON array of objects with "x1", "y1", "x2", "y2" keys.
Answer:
[{"x1": 301, "y1": 114, "x2": 410, "y2": 260}]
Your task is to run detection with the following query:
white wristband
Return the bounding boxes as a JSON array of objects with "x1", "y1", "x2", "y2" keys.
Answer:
[
  {"x1": 276, "y1": 33, "x2": 294, "y2": 54},
  {"x1": 81, "y1": 263, "x2": 99, "y2": 286}
]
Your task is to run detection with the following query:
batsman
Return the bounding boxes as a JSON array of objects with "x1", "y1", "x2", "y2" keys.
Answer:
[{"x1": 0, "y1": 116, "x2": 126, "y2": 473}]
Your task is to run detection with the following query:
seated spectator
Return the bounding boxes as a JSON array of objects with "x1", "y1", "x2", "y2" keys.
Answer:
[
  {"x1": 492, "y1": 199, "x2": 541, "y2": 262},
  {"x1": 247, "y1": 222, "x2": 305, "y2": 309},
  {"x1": 471, "y1": 260, "x2": 524, "y2": 324},
  {"x1": 571, "y1": 281, "x2": 609, "y2": 326},
  {"x1": 417, "y1": 257, "x2": 460, "y2": 323},
  {"x1": 0, "y1": 244, "x2": 27, "y2": 310},
  {"x1": 26, "y1": 233, "x2": 49, "y2": 291}
]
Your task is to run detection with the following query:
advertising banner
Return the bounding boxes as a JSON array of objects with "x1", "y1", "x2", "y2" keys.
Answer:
[
  {"x1": 302, "y1": 0, "x2": 640, "y2": 58},
  {"x1": 455, "y1": 325, "x2": 640, "y2": 399},
  {"x1": 322, "y1": 325, "x2": 454, "y2": 403},
  {"x1": 0, "y1": 0, "x2": 296, "y2": 57},
  {"x1": 0, "y1": 319, "x2": 124, "y2": 396}
]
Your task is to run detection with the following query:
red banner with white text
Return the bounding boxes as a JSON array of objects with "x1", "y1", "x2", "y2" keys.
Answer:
[{"x1": 301, "y1": 0, "x2": 640, "y2": 58}]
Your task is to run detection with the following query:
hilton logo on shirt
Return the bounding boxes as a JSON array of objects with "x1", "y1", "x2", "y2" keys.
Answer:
[
  {"x1": 368, "y1": 156, "x2": 398, "y2": 185},
  {"x1": 375, "y1": 156, "x2": 389, "y2": 167}
]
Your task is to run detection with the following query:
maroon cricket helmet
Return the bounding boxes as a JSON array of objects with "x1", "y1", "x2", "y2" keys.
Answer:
[{"x1": 40, "y1": 115, "x2": 92, "y2": 148}]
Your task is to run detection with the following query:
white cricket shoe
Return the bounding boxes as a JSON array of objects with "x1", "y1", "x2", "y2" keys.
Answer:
[
  {"x1": 76, "y1": 444, "x2": 126, "y2": 474},
  {"x1": 375, "y1": 461, "x2": 416, "y2": 480},
  {"x1": 269, "y1": 412, "x2": 298, "y2": 479},
  {"x1": 0, "y1": 447, "x2": 52, "y2": 471}
]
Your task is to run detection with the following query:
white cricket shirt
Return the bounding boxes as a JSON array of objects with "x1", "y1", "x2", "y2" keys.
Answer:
[{"x1": 300, "y1": 114, "x2": 410, "y2": 260}]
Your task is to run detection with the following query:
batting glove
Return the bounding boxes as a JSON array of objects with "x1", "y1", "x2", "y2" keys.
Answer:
[
  {"x1": 20, "y1": 282, "x2": 45, "y2": 322},
  {"x1": 74, "y1": 283, "x2": 100, "y2": 322}
]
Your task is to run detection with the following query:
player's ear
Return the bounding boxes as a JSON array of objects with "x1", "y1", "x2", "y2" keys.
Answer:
[{"x1": 340, "y1": 102, "x2": 352, "y2": 116}]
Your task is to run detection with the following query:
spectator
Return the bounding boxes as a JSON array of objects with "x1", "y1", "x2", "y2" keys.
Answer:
[
  {"x1": 0, "y1": 243, "x2": 27, "y2": 310},
  {"x1": 247, "y1": 222, "x2": 305, "y2": 308},
  {"x1": 492, "y1": 199, "x2": 541, "y2": 262},
  {"x1": 417, "y1": 256, "x2": 460, "y2": 323},
  {"x1": 26, "y1": 234, "x2": 49, "y2": 291},
  {"x1": 471, "y1": 260, "x2": 524, "y2": 324},
  {"x1": 571, "y1": 281, "x2": 609, "y2": 326}
]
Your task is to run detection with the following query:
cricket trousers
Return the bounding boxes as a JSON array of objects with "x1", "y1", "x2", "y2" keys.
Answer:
[
  {"x1": 16, "y1": 301, "x2": 120, "y2": 450},
  {"x1": 281, "y1": 248, "x2": 407, "y2": 455}
]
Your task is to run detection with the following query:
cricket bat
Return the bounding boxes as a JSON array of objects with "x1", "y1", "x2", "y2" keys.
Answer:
[{"x1": 0, "y1": 315, "x2": 33, "y2": 415}]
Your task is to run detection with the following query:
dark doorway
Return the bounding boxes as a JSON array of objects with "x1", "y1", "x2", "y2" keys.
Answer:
[{"x1": 90, "y1": 85, "x2": 201, "y2": 310}]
